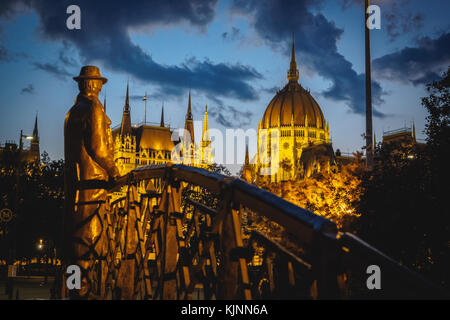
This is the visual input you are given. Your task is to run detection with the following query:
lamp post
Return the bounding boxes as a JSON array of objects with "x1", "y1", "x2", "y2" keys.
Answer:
[
  {"x1": 19, "y1": 130, "x2": 33, "y2": 151},
  {"x1": 143, "y1": 92, "x2": 148, "y2": 124},
  {"x1": 364, "y1": 0, "x2": 374, "y2": 168}
]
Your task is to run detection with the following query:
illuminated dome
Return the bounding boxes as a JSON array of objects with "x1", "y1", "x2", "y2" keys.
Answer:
[
  {"x1": 256, "y1": 35, "x2": 332, "y2": 183},
  {"x1": 261, "y1": 82, "x2": 326, "y2": 129},
  {"x1": 261, "y1": 37, "x2": 326, "y2": 130}
]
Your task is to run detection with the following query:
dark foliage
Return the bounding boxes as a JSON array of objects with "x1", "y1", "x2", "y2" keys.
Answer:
[
  {"x1": 357, "y1": 67, "x2": 450, "y2": 289},
  {"x1": 0, "y1": 151, "x2": 64, "y2": 262}
]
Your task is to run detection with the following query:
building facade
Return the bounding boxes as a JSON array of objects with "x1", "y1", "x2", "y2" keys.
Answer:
[
  {"x1": 256, "y1": 38, "x2": 334, "y2": 182},
  {"x1": 0, "y1": 115, "x2": 40, "y2": 164},
  {"x1": 112, "y1": 84, "x2": 212, "y2": 176}
]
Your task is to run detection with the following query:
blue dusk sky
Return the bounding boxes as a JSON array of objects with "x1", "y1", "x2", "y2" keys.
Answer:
[{"x1": 0, "y1": 0, "x2": 449, "y2": 172}]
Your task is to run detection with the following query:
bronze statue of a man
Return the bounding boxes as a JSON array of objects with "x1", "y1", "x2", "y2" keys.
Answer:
[{"x1": 64, "y1": 66, "x2": 119, "y2": 299}]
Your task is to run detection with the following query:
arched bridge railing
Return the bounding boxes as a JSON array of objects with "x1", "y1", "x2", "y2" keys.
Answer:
[{"x1": 96, "y1": 164, "x2": 445, "y2": 300}]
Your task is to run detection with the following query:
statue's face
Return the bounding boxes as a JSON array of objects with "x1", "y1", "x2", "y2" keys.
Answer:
[{"x1": 78, "y1": 79, "x2": 103, "y2": 95}]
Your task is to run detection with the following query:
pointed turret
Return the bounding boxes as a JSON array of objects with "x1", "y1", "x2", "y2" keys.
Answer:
[
  {"x1": 187, "y1": 90, "x2": 193, "y2": 120},
  {"x1": 30, "y1": 114, "x2": 40, "y2": 162},
  {"x1": 287, "y1": 33, "x2": 299, "y2": 82},
  {"x1": 184, "y1": 90, "x2": 195, "y2": 142},
  {"x1": 374, "y1": 132, "x2": 377, "y2": 149},
  {"x1": 242, "y1": 143, "x2": 252, "y2": 182},
  {"x1": 201, "y1": 104, "x2": 212, "y2": 165},
  {"x1": 19, "y1": 130, "x2": 23, "y2": 151},
  {"x1": 160, "y1": 103, "x2": 165, "y2": 127},
  {"x1": 125, "y1": 82, "x2": 130, "y2": 111},
  {"x1": 183, "y1": 90, "x2": 195, "y2": 164},
  {"x1": 245, "y1": 143, "x2": 249, "y2": 166},
  {"x1": 32, "y1": 114, "x2": 39, "y2": 142},
  {"x1": 120, "y1": 82, "x2": 132, "y2": 136},
  {"x1": 202, "y1": 105, "x2": 210, "y2": 143}
]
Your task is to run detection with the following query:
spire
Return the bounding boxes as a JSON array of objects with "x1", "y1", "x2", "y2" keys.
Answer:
[
  {"x1": 125, "y1": 81, "x2": 130, "y2": 112},
  {"x1": 245, "y1": 143, "x2": 249, "y2": 166},
  {"x1": 160, "y1": 103, "x2": 165, "y2": 127},
  {"x1": 374, "y1": 132, "x2": 377, "y2": 149},
  {"x1": 183, "y1": 90, "x2": 195, "y2": 160},
  {"x1": 201, "y1": 104, "x2": 212, "y2": 165},
  {"x1": 30, "y1": 114, "x2": 40, "y2": 162},
  {"x1": 120, "y1": 82, "x2": 132, "y2": 136},
  {"x1": 33, "y1": 114, "x2": 39, "y2": 142},
  {"x1": 287, "y1": 33, "x2": 299, "y2": 82},
  {"x1": 19, "y1": 130, "x2": 23, "y2": 151},
  {"x1": 202, "y1": 105, "x2": 210, "y2": 143},
  {"x1": 187, "y1": 90, "x2": 193, "y2": 120}
]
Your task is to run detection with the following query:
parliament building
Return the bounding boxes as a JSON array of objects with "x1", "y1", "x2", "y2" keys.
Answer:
[
  {"x1": 255, "y1": 38, "x2": 334, "y2": 182},
  {"x1": 112, "y1": 84, "x2": 212, "y2": 176}
]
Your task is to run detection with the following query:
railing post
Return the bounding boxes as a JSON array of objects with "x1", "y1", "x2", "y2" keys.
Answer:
[
  {"x1": 157, "y1": 170, "x2": 182, "y2": 299},
  {"x1": 116, "y1": 182, "x2": 139, "y2": 299},
  {"x1": 313, "y1": 232, "x2": 340, "y2": 299},
  {"x1": 216, "y1": 180, "x2": 251, "y2": 300}
]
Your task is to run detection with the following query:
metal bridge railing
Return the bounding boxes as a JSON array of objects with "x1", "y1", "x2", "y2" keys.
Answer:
[{"x1": 96, "y1": 163, "x2": 446, "y2": 300}]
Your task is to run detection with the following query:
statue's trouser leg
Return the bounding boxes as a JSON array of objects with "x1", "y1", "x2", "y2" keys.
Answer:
[{"x1": 71, "y1": 189, "x2": 108, "y2": 299}]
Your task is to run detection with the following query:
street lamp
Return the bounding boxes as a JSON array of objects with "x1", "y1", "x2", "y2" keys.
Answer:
[
  {"x1": 19, "y1": 130, "x2": 33, "y2": 151},
  {"x1": 37, "y1": 238, "x2": 44, "y2": 251}
]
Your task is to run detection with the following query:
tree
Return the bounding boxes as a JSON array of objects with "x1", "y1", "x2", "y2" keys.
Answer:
[
  {"x1": 0, "y1": 152, "x2": 64, "y2": 261},
  {"x1": 280, "y1": 158, "x2": 292, "y2": 181},
  {"x1": 423, "y1": 66, "x2": 450, "y2": 216},
  {"x1": 259, "y1": 160, "x2": 364, "y2": 231},
  {"x1": 357, "y1": 67, "x2": 450, "y2": 289},
  {"x1": 181, "y1": 163, "x2": 231, "y2": 210}
]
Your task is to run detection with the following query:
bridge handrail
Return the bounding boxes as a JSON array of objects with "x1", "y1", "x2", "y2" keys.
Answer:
[
  {"x1": 111, "y1": 163, "x2": 336, "y2": 245},
  {"x1": 108, "y1": 163, "x2": 448, "y2": 299}
]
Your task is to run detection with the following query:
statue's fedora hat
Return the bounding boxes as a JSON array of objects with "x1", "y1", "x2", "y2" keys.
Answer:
[{"x1": 73, "y1": 65, "x2": 108, "y2": 84}]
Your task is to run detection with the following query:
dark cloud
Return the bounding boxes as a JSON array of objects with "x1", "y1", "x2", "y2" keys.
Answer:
[
  {"x1": 20, "y1": 83, "x2": 35, "y2": 94},
  {"x1": 222, "y1": 27, "x2": 241, "y2": 41},
  {"x1": 0, "y1": 44, "x2": 9, "y2": 61},
  {"x1": 340, "y1": 0, "x2": 362, "y2": 9},
  {"x1": 373, "y1": 32, "x2": 450, "y2": 86},
  {"x1": 0, "y1": 0, "x2": 29, "y2": 18},
  {"x1": 340, "y1": 0, "x2": 425, "y2": 41},
  {"x1": 262, "y1": 86, "x2": 279, "y2": 94},
  {"x1": 32, "y1": 61, "x2": 72, "y2": 80},
  {"x1": 0, "y1": 0, "x2": 261, "y2": 101},
  {"x1": 206, "y1": 95, "x2": 253, "y2": 127},
  {"x1": 384, "y1": 2, "x2": 424, "y2": 41},
  {"x1": 58, "y1": 40, "x2": 78, "y2": 67},
  {"x1": 231, "y1": 0, "x2": 386, "y2": 117}
]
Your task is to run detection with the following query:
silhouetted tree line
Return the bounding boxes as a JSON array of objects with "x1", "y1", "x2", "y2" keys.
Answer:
[
  {"x1": 357, "y1": 67, "x2": 450, "y2": 289},
  {"x1": 0, "y1": 149, "x2": 64, "y2": 262}
]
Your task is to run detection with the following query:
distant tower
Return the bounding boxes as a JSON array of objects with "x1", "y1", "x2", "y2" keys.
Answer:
[
  {"x1": 160, "y1": 103, "x2": 165, "y2": 127},
  {"x1": 242, "y1": 143, "x2": 252, "y2": 182},
  {"x1": 30, "y1": 114, "x2": 40, "y2": 162},
  {"x1": 120, "y1": 82, "x2": 132, "y2": 137},
  {"x1": 201, "y1": 105, "x2": 212, "y2": 165},
  {"x1": 245, "y1": 143, "x2": 249, "y2": 166},
  {"x1": 373, "y1": 132, "x2": 377, "y2": 149},
  {"x1": 287, "y1": 33, "x2": 299, "y2": 82},
  {"x1": 114, "y1": 82, "x2": 136, "y2": 175},
  {"x1": 182, "y1": 90, "x2": 196, "y2": 165}
]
